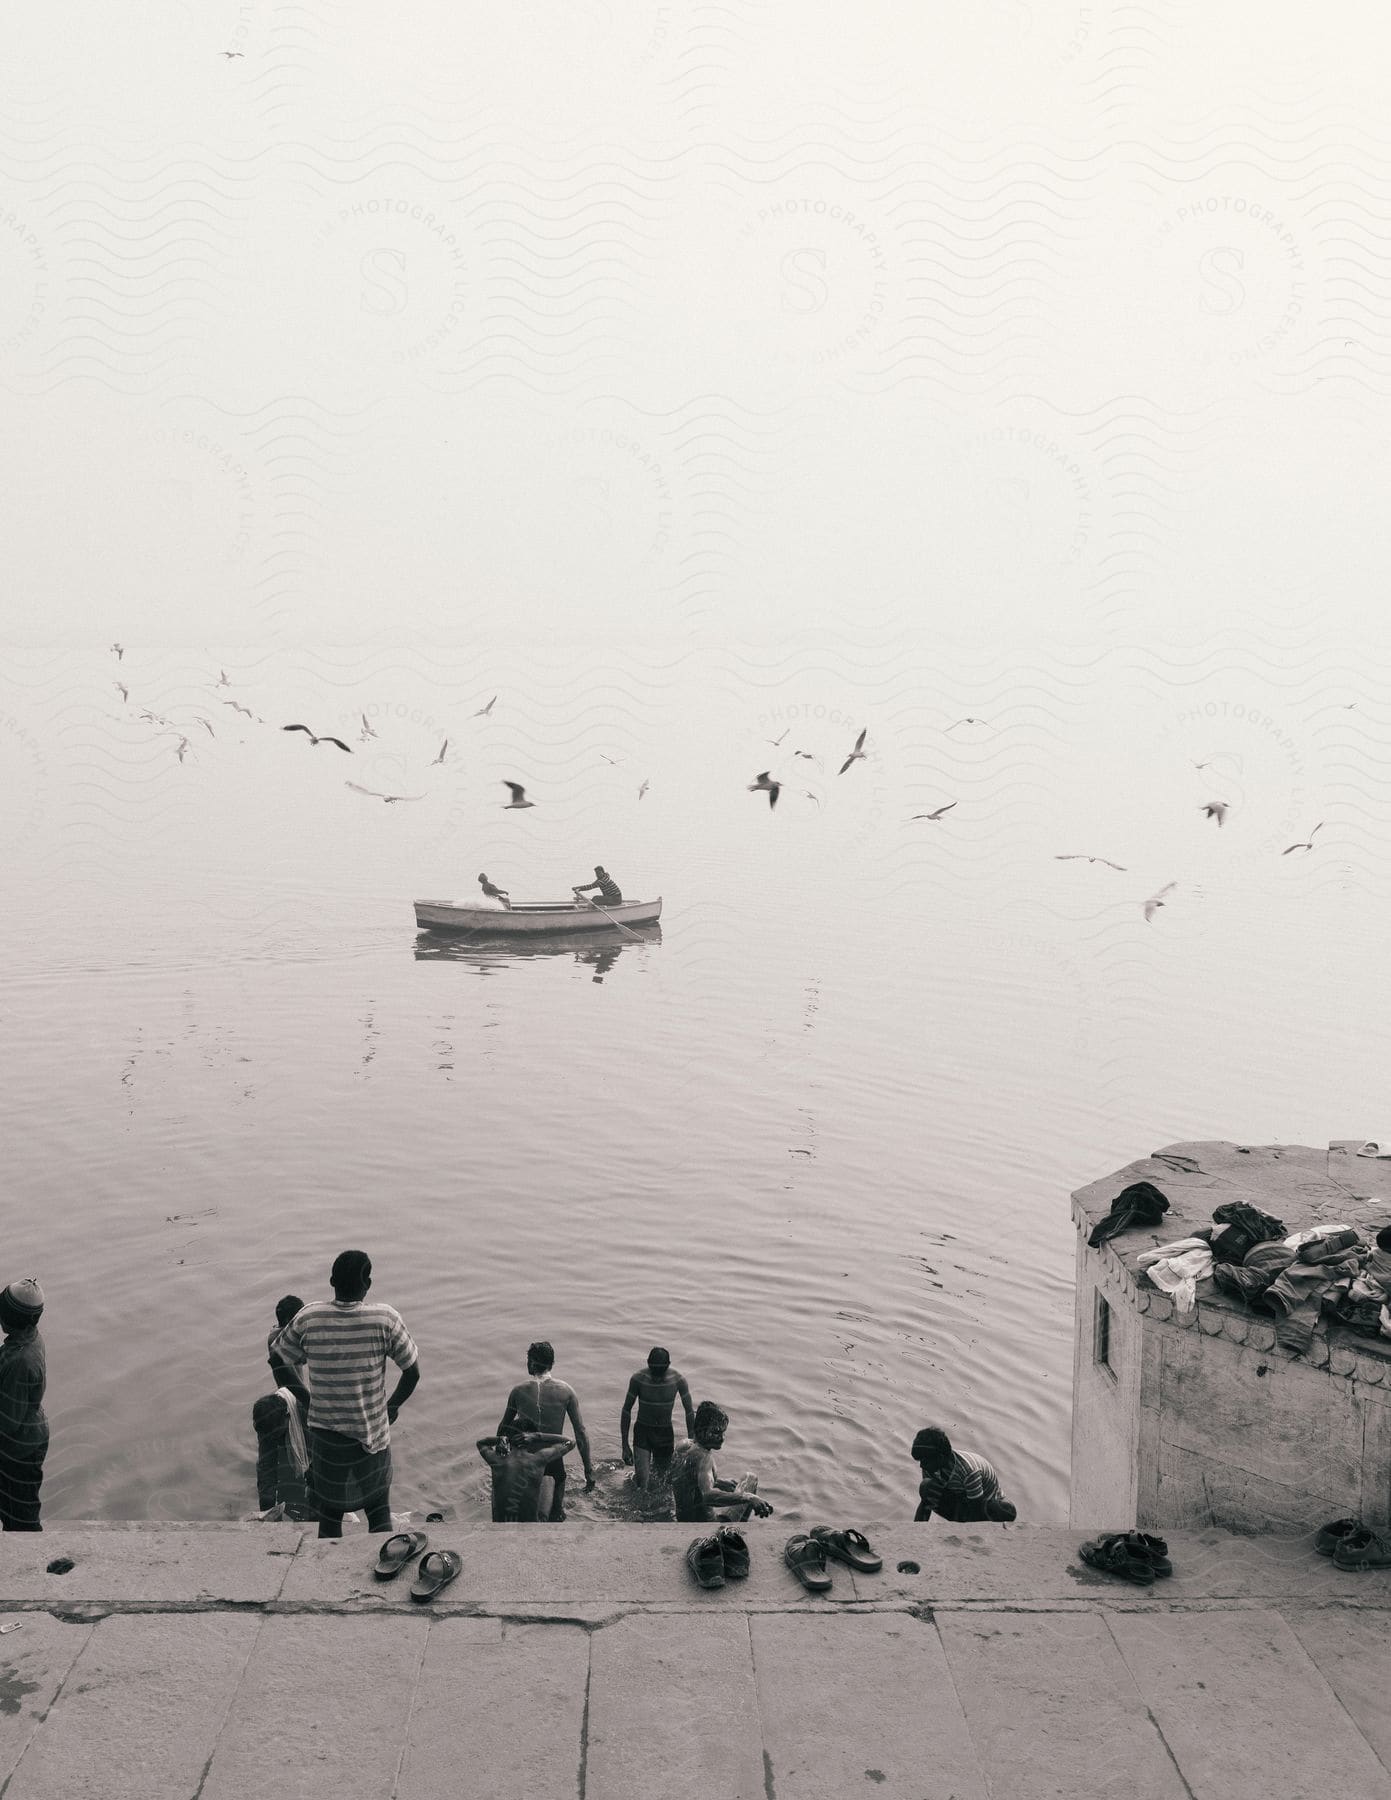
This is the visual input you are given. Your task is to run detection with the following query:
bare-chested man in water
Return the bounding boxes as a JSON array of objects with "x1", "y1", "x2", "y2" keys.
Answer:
[
  {"x1": 669, "y1": 1401, "x2": 773, "y2": 1524},
  {"x1": 620, "y1": 1346, "x2": 695, "y2": 1490},
  {"x1": 497, "y1": 1341, "x2": 594, "y2": 1522},
  {"x1": 476, "y1": 1424, "x2": 576, "y2": 1522}
]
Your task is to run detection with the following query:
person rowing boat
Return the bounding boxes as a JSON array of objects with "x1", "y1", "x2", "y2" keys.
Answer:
[{"x1": 572, "y1": 866, "x2": 622, "y2": 906}]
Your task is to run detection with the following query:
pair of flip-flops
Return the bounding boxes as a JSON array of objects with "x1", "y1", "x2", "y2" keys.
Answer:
[
  {"x1": 372, "y1": 1531, "x2": 462, "y2": 1602},
  {"x1": 1078, "y1": 1532, "x2": 1172, "y2": 1584},
  {"x1": 687, "y1": 1526, "x2": 750, "y2": 1589},
  {"x1": 784, "y1": 1527, "x2": 883, "y2": 1592}
]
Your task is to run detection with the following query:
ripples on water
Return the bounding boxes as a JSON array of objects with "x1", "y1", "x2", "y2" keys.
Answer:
[{"x1": 2, "y1": 649, "x2": 1386, "y2": 1526}]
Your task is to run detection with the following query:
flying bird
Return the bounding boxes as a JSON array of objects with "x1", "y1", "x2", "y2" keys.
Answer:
[
  {"x1": 748, "y1": 771, "x2": 781, "y2": 810},
  {"x1": 173, "y1": 737, "x2": 191, "y2": 763},
  {"x1": 358, "y1": 713, "x2": 377, "y2": 742},
  {"x1": 217, "y1": 670, "x2": 230, "y2": 686},
  {"x1": 193, "y1": 716, "x2": 215, "y2": 736},
  {"x1": 1282, "y1": 824, "x2": 1323, "y2": 854},
  {"x1": 502, "y1": 781, "x2": 534, "y2": 809},
  {"x1": 221, "y1": 700, "x2": 254, "y2": 718},
  {"x1": 431, "y1": 739, "x2": 448, "y2": 766},
  {"x1": 766, "y1": 728, "x2": 790, "y2": 747},
  {"x1": 282, "y1": 725, "x2": 352, "y2": 752},
  {"x1": 114, "y1": 682, "x2": 128, "y2": 702},
  {"x1": 110, "y1": 643, "x2": 124, "y2": 660},
  {"x1": 345, "y1": 782, "x2": 424, "y2": 803},
  {"x1": 221, "y1": 50, "x2": 244, "y2": 58},
  {"x1": 139, "y1": 708, "x2": 172, "y2": 728},
  {"x1": 911, "y1": 803, "x2": 958, "y2": 821},
  {"x1": 1143, "y1": 881, "x2": 1178, "y2": 923},
  {"x1": 638, "y1": 779, "x2": 649, "y2": 800},
  {"x1": 1201, "y1": 800, "x2": 1229, "y2": 826},
  {"x1": 599, "y1": 754, "x2": 622, "y2": 765},
  {"x1": 945, "y1": 717, "x2": 987, "y2": 732},
  {"x1": 474, "y1": 695, "x2": 497, "y2": 718},
  {"x1": 802, "y1": 789, "x2": 821, "y2": 808},
  {"x1": 1055, "y1": 854, "x2": 1125, "y2": 869},
  {"x1": 793, "y1": 750, "x2": 821, "y2": 764},
  {"x1": 838, "y1": 728, "x2": 868, "y2": 775}
]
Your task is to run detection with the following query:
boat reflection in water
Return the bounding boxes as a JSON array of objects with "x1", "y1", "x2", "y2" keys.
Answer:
[{"x1": 414, "y1": 921, "x2": 661, "y2": 982}]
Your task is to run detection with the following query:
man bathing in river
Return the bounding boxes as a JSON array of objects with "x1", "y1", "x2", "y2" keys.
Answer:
[
  {"x1": 477, "y1": 1424, "x2": 576, "y2": 1522},
  {"x1": 497, "y1": 1341, "x2": 594, "y2": 1521},
  {"x1": 669, "y1": 1401, "x2": 773, "y2": 1524},
  {"x1": 620, "y1": 1346, "x2": 694, "y2": 1490},
  {"x1": 911, "y1": 1426, "x2": 1016, "y2": 1523}
]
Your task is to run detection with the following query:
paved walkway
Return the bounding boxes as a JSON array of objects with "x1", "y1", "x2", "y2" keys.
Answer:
[{"x1": 0, "y1": 1523, "x2": 1386, "y2": 1798}]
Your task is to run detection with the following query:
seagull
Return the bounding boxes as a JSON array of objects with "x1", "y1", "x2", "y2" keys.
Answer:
[
  {"x1": 359, "y1": 713, "x2": 377, "y2": 742},
  {"x1": 221, "y1": 700, "x2": 254, "y2": 718},
  {"x1": 114, "y1": 682, "x2": 128, "y2": 702},
  {"x1": 793, "y1": 750, "x2": 821, "y2": 764},
  {"x1": 600, "y1": 754, "x2": 623, "y2": 765},
  {"x1": 1201, "y1": 800, "x2": 1229, "y2": 826},
  {"x1": 766, "y1": 728, "x2": 790, "y2": 747},
  {"x1": 431, "y1": 739, "x2": 448, "y2": 766},
  {"x1": 638, "y1": 779, "x2": 649, "y2": 800},
  {"x1": 110, "y1": 643, "x2": 124, "y2": 660},
  {"x1": 345, "y1": 782, "x2": 424, "y2": 803},
  {"x1": 221, "y1": 50, "x2": 244, "y2": 58},
  {"x1": 193, "y1": 716, "x2": 215, "y2": 736},
  {"x1": 838, "y1": 728, "x2": 868, "y2": 775},
  {"x1": 216, "y1": 670, "x2": 230, "y2": 687},
  {"x1": 1143, "y1": 881, "x2": 1178, "y2": 923},
  {"x1": 748, "y1": 771, "x2": 781, "y2": 810},
  {"x1": 139, "y1": 708, "x2": 172, "y2": 728},
  {"x1": 911, "y1": 803, "x2": 958, "y2": 821},
  {"x1": 945, "y1": 717, "x2": 987, "y2": 732},
  {"x1": 1282, "y1": 824, "x2": 1323, "y2": 854},
  {"x1": 1055, "y1": 853, "x2": 1125, "y2": 869},
  {"x1": 502, "y1": 781, "x2": 534, "y2": 809},
  {"x1": 474, "y1": 695, "x2": 497, "y2": 718},
  {"x1": 802, "y1": 789, "x2": 821, "y2": 808},
  {"x1": 173, "y1": 736, "x2": 191, "y2": 763},
  {"x1": 282, "y1": 725, "x2": 352, "y2": 752}
]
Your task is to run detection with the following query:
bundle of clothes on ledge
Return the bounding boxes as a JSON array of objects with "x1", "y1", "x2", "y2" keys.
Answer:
[{"x1": 1090, "y1": 1183, "x2": 1391, "y2": 1355}]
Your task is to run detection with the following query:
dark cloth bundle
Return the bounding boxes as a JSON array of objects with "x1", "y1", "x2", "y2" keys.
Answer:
[
  {"x1": 1211, "y1": 1240, "x2": 1297, "y2": 1304},
  {"x1": 1088, "y1": 1182, "x2": 1170, "y2": 1248},
  {"x1": 1297, "y1": 1227, "x2": 1363, "y2": 1264},
  {"x1": 1209, "y1": 1201, "x2": 1286, "y2": 1264}
]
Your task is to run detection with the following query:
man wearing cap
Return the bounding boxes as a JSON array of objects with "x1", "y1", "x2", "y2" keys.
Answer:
[
  {"x1": 271, "y1": 1250, "x2": 420, "y2": 1538},
  {"x1": 620, "y1": 1347, "x2": 695, "y2": 1490},
  {"x1": 0, "y1": 1279, "x2": 48, "y2": 1531},
  {"x1": 911, "y1": 1427, "x2": 1016, "y2": 1524},
  {"x1": 497, "y1": 1341, "x2": 594, "y2": 1522}
]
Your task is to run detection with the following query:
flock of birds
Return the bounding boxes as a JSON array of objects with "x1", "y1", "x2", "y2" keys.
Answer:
[{"x1": 106, "y1": 645, "x2": 1326, "y2": 923}]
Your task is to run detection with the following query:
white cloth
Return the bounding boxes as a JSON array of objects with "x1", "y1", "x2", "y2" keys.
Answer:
[
  {"x1": 275, "y1": 1386, "x2": 310, "y2": 1477},
  {"x1": 1356, "y1": 1141, "x2": 1391, "y2": 1159},
  {"x1": 1136, "y1": 1239, "x2": 1214, "y2": 1312}
]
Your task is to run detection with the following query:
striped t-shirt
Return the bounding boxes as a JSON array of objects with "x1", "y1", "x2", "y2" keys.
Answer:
[
  {"x1": 917, "y1": 1450, "x2": 1000, "y2": 1514},
  {"x1": 273, "y1": 1301, "x2": 417, "y2": 1454}
]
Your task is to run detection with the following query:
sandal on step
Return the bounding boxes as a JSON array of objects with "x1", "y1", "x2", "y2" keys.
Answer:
[
  {"x1": 687, "y1": 1536, "x2": 726, "y2": 1589},
  {"x1": 373, "y1": 1531, "x2": 428, "y2": 1579},
  {"x1": 784, "y1": 1533, "x2": 832, "y2": 1592},
  {"x1": 1079, "y1": 1537, "x2": 1156, "y2": 1585},
  {"x1": 409, "y1": 1549, "x2": 462, "y2": 1601},
  {"x1": 809, "y1": 1526, "x2": 882, "y2": 1573}
]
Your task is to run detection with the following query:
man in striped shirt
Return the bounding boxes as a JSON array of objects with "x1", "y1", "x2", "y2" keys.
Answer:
[
  {"x1": 272, "y1": 1250, "x2": 421, "y2": 1538},
  {"x1": 911, "y1": 1427, "x2": 1016, "y2": 1524}
]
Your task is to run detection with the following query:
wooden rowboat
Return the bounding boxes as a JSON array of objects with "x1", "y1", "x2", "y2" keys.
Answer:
[{"x1": 413, "y1": 896, "x2": 662, "y2": 935}]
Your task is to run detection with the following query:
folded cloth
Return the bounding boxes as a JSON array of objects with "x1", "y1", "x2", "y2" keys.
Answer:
[
  {"x1": 275, "y1": 1386, "x2": 310, "y2": 1477},
  {"x1": 1136, "y1": 1241, "x2": 1215, "y2": 1312},
  {"x1": 1356, "y1": 1141, "x2": 1391, "y2": 1159},
  {"x1": 1088, "y1": 1182, "x2": 1170, "y2": 1248},
  {"x1": 1298, "y1": 1227, "x2": 1364, "y2": 1264},
  {"x1": 1382, "y1": 1302, "x2": 1391, "y2": 1340},
  {"x1": 1364, "y1": 1246, "x2": 1391, "y2": 1294}
]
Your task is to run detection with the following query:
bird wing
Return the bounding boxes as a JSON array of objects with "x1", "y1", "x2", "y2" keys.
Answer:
[
  {"x1": 385, "y1": 794, "x2": 426, "y2": 803},
  {"x1": 767, "y1": 783, "x2": 779, "y2": 808},
  {"x1": 345, "y1": 781, "x2": 383, "y2": 797},
  {"x1": 1101, "y1": 859, "x2": 1126, "y2": 871},
  {"x1": 837, "y1": 756, "x2": 854, "y2": 774},
  {"x1": 319, "y1": 737, "x2": 351, "y2": 752},
  {"x1": 503, "y1": 781, "x2": 525, "y2": 802},
  {"x1": 853, "y1": 727, "x2": 867, "y2": 752},
  {"x1": 282, "y1": 724, "x2": 313, "y2": 735}
]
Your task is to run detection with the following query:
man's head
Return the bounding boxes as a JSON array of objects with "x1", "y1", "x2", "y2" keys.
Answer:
[
  {"x1": 647, "y1": 1346, "x2": 671, "y2": 1375},
  {"x1": 252, "y1": 1393, "x2": 289, "y2": 1434},
  {"x1": 911, "y1": 1427, "x2": 953, "y2": 1472},
  {"x1": 693, "y1": 1400, "x2": 728, "y2": 1448},
  {"x1": 330, "y1": 1250, "x2": 372, "y2": 1302},
  {"x1": 275, "y1": 1294, "x2": 304, "y2": 1328},
  {"x1": 0, "y1": 1279, "x2": 44, "y2": 1336},
  {"x1": 1378, "y1": 1225, "x2": 1391, "y2": 1253},
  {"x1": 594, "y1": 866, "x2": 606, "y2": 877},
  {"x1": 527, "y1": 1340, "x2": 555, "y2": 1374}
]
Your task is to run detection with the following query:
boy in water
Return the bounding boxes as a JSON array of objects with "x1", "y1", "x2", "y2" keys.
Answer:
[
  {"x1": 669, "y1": 1401, "x2": 773, "y2": 1524},
  {"x1": 911, "y1": 1427, "x2": 1016, "y2": 1523},
  {"x1": 620, "y1": 1346, "x2": 695, "y2": 1490},
  {"x1": 477, "y1": 1424, "x2": 576, "y2": 1522}
]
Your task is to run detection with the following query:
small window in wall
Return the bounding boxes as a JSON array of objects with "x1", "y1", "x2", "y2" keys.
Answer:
[{"x1": 1094, "y1": 1291, "x2": 1114, "y2": 1373}]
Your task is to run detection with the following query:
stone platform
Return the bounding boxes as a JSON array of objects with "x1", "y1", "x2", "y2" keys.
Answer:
[{"x1": 0, "y1": 1522, "x2": 1386, "y2": 1798}]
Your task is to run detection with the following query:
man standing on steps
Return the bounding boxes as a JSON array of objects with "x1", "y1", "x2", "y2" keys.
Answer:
[
  {"x1": 272, "y1": 1250, "x2": 421, "y2": 1538},
  {"x1": 620, "y1": 1346, "x2": 695, "y2": 1491},
  {"x1": 497, "y1": 1341, "x2": 594, "y2": 1521}
]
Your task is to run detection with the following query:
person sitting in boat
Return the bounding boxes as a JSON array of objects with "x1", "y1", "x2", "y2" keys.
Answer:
[
  {"x1": 572, "y1": 866, "x2": 622, "y2": 907},
  {"x1": 478, "y1": 873, "x2": 511, "y2": 909}
]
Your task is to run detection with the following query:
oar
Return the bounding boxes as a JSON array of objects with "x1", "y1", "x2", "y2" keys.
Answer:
[{"x1": 572, "y1": 887, "x2": 645, "y2": 943}]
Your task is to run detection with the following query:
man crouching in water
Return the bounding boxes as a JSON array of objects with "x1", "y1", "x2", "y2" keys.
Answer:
[
  {"x1": 477, "y1": 1423, "x2": 576, "y2": 1522},
  {"x1": 669, "y1": 1401, "x2": 773, "y2": 1524}
]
